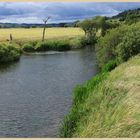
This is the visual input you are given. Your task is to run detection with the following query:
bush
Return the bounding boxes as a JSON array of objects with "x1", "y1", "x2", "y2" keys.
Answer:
[
  {"x1": 80, "y1": 35, "x2": 97, "y2": 46},
  {"x1": 0, "y1": 43, "x2": 21, "y2": 63},
  {"x1": 35, "y1": 40, "x2": 71, "y2": 52},
  {"x1": 22, "y1": 43, "x2": 35, "y2": 52},
  {"x1": 95, "y1": 24, "x2": 128, "y2": 68},
  {"x1": 52, "y1": 40, "x2": 70, "y2": 51},
  {"x1": 35, "y1": 41, "x2": 49, "y2": 51},
  {"x1": 69, "y1": 37, "x2": 83, "y2": 49},
  {"x1": 116, "y1": 28, "x2": 140, "y2": 63},
  {"x1": 95, "y1": 22, "x2": 140, "y2": 68}
]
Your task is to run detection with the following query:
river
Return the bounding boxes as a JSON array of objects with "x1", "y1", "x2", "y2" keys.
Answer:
[{"x1": 0, "y1": 48, "x2": 98, "y2": 137}]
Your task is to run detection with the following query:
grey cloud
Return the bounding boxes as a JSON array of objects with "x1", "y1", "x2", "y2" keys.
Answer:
[{"x1": 0, "y1": 2, "x2": 140, "y2": 23}]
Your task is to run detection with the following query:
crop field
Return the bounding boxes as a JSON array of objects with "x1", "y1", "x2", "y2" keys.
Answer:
[{"x1": 0, "y1": 27, "x2": 84, "y2": 42}]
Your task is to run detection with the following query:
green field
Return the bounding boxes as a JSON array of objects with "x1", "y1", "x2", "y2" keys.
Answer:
[{"x1": 0, "y1": 27, "x2": 84, "y2": 42}]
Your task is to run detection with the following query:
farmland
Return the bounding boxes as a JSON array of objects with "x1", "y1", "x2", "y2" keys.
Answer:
[{"x1": 0, "y1": 27, "x2": 84, "y2": 42}]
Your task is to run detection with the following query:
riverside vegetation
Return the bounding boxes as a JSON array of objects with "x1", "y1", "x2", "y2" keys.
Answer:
[
  {"x1": 59, "y1": 9, "x2": 140, "y2": 138},
  {"x1": 0, "y1": 28, "x2": 85, "y2": 63},
  {"x1": 0, "y1": 43, "x2": 21, "y2": 64},
  {"x1": 0, "y1": 8, "x2": 140, "y2": 137}
]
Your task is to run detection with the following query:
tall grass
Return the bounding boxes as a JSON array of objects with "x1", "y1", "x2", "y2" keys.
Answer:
[
  {"x1": 59, "y1": 55, "x2": 140, "y2": 137},
  {"x1": 59, "y1": 60, "x2": 114, "y2": 137}
]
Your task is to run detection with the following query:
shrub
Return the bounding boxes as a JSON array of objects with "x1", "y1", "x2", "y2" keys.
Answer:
[
  {"x1": 95, "y1": 24, "x2": 128, "y2": 68},
  {"x1": 35, "y1": 40, "x2": 71, "y2": 52},
  {"x1": 95, "y1": 22, "x2": 140, "y2": 68},
  {"x1": 52, "y1": 40, "x2": 70, "y2": 51},
  {"x1": 80, "y1": 35, "x2": 97, "y2": 46},
  {"x1": 116, "y1": 28, "x2": 140, "y2": 63},
  {"x1": 35, "y1": 41, "x2": 49, "y2": 52},
  {"x1": 69, "y1": 37, "x2": 83, "y2": 49},
  {"x1": 22, "y1": 43, "x2": 35, "y2": 52},
  {"x1": 0, "y1": 43, "x2": 21, "y2": 63}
]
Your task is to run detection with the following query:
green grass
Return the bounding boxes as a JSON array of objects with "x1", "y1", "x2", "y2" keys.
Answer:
[
  {"x1": 59, "y1": 54, "x2": 140, "y2": 137},
  {"x1": 22, "y1": 37, "x2": 87, "y2": 53}
]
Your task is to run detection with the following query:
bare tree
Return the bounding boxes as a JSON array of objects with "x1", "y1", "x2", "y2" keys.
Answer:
[{"x1": 42, "y1": 17, "x2": 50, "y2": 41}]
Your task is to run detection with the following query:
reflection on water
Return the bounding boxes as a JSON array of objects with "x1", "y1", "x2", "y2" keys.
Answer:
[{"x1": 0, "y1": 48, "x2": 98, "y2": 137}]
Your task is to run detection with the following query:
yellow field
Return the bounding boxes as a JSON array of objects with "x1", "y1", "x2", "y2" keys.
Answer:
[{"x1": 0, "y1": 27, "x2": 84, "y2": 42}]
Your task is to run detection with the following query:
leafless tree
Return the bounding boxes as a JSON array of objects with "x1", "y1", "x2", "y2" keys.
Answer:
[{"x1": 42, "y1": 17, "x2": 50, "y2": 41}]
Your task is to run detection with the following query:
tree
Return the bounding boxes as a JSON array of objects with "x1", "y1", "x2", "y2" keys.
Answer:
[
  {"x1": 42, "y1": 17, "x2": 50, "y2": 41},
  {"x1": 78, "y1": 17, "x2": 107, "y2": 37},
  {"x1": 91, "y1": 16, "x2": 107, "y2": 36},
  {"x1": 77, "y1": 19, "x2": 94, "y2": 36}
]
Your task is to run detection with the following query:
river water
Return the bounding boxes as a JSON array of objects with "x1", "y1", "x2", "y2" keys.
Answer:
[{"x1": 0, "y1": 48, "x2": 98, "y2": 137}]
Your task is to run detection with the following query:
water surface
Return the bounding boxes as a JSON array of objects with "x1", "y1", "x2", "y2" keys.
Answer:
[{"x1": 0, "y1": 48, "x2": 98, "y2": 137}]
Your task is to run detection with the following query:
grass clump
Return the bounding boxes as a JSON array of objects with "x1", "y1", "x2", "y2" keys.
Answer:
[
  {"x1": 101, "y1": 59, "x2": 117, "y2": 72},
  {"x1": 0, "y1": 43, "x2": 21, "y2": 64},
  {"x1": 69, "y1": 37, "x2": 84, "y2": 49},
  {"x1": 59, "y1": 60, "x2": 118, "y2": 137},
  {"x1": 22, "y1": 43, "x2": 36, "y2": 52},
  {"x1": 59, "y1": 71, "x2": 108, "y2": 137}
]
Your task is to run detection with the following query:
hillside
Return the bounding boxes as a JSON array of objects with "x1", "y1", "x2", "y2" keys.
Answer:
[
  {"x1": 112, "y1": 8, "x2": 140, "y2": 24},
  {"x1": 60, "y1": 55, "x2": 140, "y2": 137}
]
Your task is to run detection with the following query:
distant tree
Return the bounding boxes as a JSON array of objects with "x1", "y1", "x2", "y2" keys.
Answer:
[
  {"x1": 77, "y1": 19, "x2": 95, "y2": 36},
  {"x1": 78, "y1": 16, "x2": 120, "y2": 46},
  {"x1": 92, "y1": 16, "x2": 108, "y2": 36},
  {"x1": 59, "y1": 23, "x2": 66, "y2": 27},
  {"x1": 74, "y1": 20, "x2": 80, "y2": 27}
]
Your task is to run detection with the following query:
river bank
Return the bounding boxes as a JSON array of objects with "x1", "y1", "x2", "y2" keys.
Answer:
[
  {"x1": 60, "y1": 54, "x2": 140, "y2": 137},
  {"x1": 59, "y1": 21, "x2": 140, "y2": 138},
  {"x1": 0, "y1": 36, "x2": 88, "y2": 64}
]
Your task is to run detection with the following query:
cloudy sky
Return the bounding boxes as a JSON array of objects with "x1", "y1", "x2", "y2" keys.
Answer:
[{"x1": 0, "y1": 2, "x2": 140, "y2": 24}]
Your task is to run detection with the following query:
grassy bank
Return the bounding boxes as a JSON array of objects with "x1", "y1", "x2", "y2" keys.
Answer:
[
  {"x1": 59, "y1": 54, "x2": 140, "y2": 137},
  {"x1": 59, "y1": 21, "x2": 140, "y2": 138},
  {"x1": 22, "y1": 37, "x2": 85, "y2": 53},
  {"x1": 0, "y1": 36, "x2": 87, "y2": 64}
]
